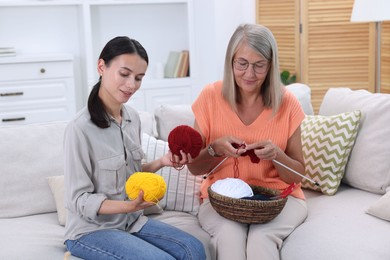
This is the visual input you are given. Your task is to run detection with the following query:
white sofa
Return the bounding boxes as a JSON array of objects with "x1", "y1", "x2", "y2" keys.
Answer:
[{"x1": 1, "y1": 84, "x2": 390, "y2": 260}]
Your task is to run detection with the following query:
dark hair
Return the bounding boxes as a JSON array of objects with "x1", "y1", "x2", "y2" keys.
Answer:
[{"x1": 88, "y1": 36, "x2": 149, "y2": 128}]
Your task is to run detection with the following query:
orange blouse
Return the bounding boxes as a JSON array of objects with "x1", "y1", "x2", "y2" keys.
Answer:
[{"x1": 192, "y1": 81, "x2": 305, "y2": 200}]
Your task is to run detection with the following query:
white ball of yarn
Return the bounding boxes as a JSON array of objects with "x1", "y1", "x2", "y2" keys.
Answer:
[{"x1": 211, "y1": 178, "x2": 253, "y2": 199}]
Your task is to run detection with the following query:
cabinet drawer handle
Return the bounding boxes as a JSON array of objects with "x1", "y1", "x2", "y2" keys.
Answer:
[
  {"x1": 40, "y1": 68, "x2": 46, "y2": 73},
  {"x1": 2, "y1": 117, "x2": 26, "y2": 122},
  {"x1": 0, "y1": 92, "x2": 24, "y2": 97}
]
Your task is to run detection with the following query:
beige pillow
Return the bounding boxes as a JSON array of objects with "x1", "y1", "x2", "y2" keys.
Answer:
[
  {"x1": 366, "y1": 191, "x2": 390, "y2": 221},
  {"x1": 47, "y1": 175, "x2": 67, "y2": 226},
  {"x1": 319, "y1": 88, "x2": 390, "y2": 194}
]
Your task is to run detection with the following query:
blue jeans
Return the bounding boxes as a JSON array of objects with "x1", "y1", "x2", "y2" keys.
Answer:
[{"x1": 65, "y1": 218, "x2": 206, "y2": 260}]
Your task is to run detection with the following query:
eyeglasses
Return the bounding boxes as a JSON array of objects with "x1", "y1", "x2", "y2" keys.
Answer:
[{"x1": 233, "y1": 59, "x2": 269, "y2": 74}]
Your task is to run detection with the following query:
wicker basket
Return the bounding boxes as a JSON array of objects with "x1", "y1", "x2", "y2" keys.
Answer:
[{"x1": 208, "y1": 185, "x2": 287, "y2": 224}]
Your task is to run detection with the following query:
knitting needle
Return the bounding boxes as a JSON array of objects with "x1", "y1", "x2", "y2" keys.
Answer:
[
  {"x1": 203, "y1": 156, "x2": 229, "y2": 179},
  {"x1": 272, "y1": 159, "x2": 320, "y2": 187}
]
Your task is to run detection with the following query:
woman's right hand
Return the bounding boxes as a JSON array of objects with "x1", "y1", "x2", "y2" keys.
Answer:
[
  {"x1": 212, "y1": 136, "x2": 248, "y2": 157},
  {"x1": 129, "y1": 190, "x2": 156, "y2": 212},
  {"x1": 98, "y1": 190, "x2": 155, "y2": 215}
]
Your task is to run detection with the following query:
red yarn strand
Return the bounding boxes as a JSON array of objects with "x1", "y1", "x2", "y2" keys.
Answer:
[{"x1": 233, "y1": 143, "x2": 246, "y2": 178}]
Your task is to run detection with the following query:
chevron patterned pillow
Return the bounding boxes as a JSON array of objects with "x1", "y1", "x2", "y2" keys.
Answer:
[{"x1": 301, "y1": 111, "x2": 361, "y2": 195}]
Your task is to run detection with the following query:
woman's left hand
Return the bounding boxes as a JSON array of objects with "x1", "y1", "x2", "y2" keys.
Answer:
[{"x1": 161, "y1": 150, "x2": 192, "y2": 168}]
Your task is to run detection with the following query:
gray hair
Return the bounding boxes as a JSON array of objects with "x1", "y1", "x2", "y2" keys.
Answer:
[{"x1": 222, "y1": 24, "x2": 283, "y2": 114}]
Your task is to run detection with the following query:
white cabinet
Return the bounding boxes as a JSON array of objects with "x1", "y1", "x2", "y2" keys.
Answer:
[
  {"x1": 0, "y1": 0, "x2": 197, "y2": 115},
  {"x1": 0, "y1": 54, "x2": 76, "y2": 125},
  {"x1": 127, "y1": 78, "x2": 192, "y2": 112}
]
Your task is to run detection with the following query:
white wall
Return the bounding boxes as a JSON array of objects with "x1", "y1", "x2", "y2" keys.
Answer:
[
  {"x1": 214, "y1": 0, "x2": 256, "y2": 78},
  {"x1": 192, "y1": 0, "x2": 256, "y2": 97}
]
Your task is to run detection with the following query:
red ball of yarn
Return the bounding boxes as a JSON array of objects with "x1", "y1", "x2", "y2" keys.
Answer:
[{"x1": 168, "y1": 125, "x2": 203, "y2": 160}]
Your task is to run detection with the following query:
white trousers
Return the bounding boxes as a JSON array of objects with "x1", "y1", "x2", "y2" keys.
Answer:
[{"x1": 198, "y1": 196, "x2": 307, "y2": 260}]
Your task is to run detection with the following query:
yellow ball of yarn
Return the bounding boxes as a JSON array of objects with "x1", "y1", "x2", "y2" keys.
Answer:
[{"x1": 125, "y1": 172, "x2": 166, "y2": 202}]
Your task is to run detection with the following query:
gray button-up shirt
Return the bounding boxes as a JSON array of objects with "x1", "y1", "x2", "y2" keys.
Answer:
[{"x1": 64, "y1": 105, "x2": 147, "y2": 241}]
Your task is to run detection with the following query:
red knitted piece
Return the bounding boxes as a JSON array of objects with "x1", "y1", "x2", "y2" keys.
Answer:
[
  {"x1": 168, "y1": 125, "x2": 203, "y2": 160},
  {"x1": 232, "y1": 143, "x2": 260, "y2": 163}
]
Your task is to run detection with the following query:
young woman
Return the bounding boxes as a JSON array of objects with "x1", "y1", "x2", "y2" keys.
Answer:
[
  {"x1": 63, "y1": 36, "x2": 205, "y2": 260},
  {"x1": 188, "y1": 24, "x2": 308, "y2": 260}
]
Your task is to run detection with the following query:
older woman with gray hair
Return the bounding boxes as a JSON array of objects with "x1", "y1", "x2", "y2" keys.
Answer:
[{"x1": 187, "y1": 24, "x2": 308, "y2": 260}]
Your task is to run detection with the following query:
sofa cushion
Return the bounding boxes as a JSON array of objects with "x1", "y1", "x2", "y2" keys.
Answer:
[
  {"x1": 154, "y1": 104, "x2": 194, "y2": 141},
  {"x1": 142, "y1": 133, "x2": 202, "y2": 214},
  {"x1": 300, "y1": 111, "x2": 361, "y2": 195},
  {"x1": 47, "y1": 175, "x2": 67, "y2": 226},
  {"x1": 0, "y1": 213, "x2": 79, "y2": 259},
  {"x1": 285, "y1": 83, "x2": 314, "y2": 115},
  {"x1": 366, "y1": 190, "x2": 390, "y2": 221},
  {"x1": 319, "y1": 88, "x2": 390, "y2": 194},
  {"x1": 281, "y1": 185, "x2": 390, "y2": 260},
  {"x1": 139, "y1": 110, "x2": 158, "y2": 137},
  {"x1": 0, "y1": 121, "x2": 67, "y2": 218}
]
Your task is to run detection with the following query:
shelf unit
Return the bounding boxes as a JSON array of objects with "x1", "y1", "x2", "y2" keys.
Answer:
[
  {"x1": 0, "y1": 0, "x2": 196, "y2": 116},
  {"x1": 0, "y1": 53, "x2": 76, "y2": 125}
]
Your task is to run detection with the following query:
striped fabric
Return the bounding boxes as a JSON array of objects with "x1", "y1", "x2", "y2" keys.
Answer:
[
  {"x1": 142, "y1": 133, "x2": 202, "y2": 214},
  {"x1": 301, "y1": 111, "x2": 361, "y2": 195}
]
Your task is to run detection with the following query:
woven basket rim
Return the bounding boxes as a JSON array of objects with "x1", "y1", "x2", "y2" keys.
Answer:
[{"x1": 208, "y1": 185, "x2": 287, "y2": 224}]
